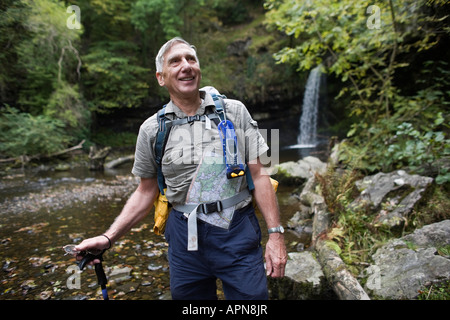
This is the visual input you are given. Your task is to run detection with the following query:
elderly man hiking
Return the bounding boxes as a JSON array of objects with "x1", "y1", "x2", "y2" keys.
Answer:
[{"x1": 73, "y1": 37, "x2": 287, "y2": 300}]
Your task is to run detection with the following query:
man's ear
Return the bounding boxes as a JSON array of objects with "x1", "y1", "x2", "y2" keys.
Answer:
[{"x1": 156, "y1": 72, "x2": 165, "y2": 87}]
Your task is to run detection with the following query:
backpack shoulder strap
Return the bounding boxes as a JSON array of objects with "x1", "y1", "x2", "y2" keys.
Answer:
[
  {"x1": 154, "y1": 106, "x2": 172, "y2": 195},
  {"x1": 209, "y1": 93, "x2": 226, "y2": 124}
]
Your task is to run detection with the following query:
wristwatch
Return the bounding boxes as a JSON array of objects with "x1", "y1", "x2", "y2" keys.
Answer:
[{"x1": 268, "y1": 225, "x2": 285, "y2": 234}]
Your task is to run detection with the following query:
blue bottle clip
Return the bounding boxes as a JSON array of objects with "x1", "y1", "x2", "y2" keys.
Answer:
[{"x1": 218, "y1": 120, "x2": 245, "y2": 179}]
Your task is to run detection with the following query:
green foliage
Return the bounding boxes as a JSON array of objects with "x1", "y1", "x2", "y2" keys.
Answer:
[
  {"x1": 216, "y1": 0, "x2": 251, "y2": 26},
  {"x1": 45, "y1": 82, "x2": 91, "y2": 141},
  {"x1": 91, "y1": 128, "x2": 137, "y2": 148},
  {"x1": 417, "y1": 281, "x2": 450, "y2": 300},
  {"x1": 131, "y1": 0, "x2": 219, "y2": 42},
  {"x1": 0, "y1": 107, "x2": 70, "y2": 158},
  {"x1": 386, "y1": 121, "x2": 450, "y2": 184},
  {"x1": 265, "y1": 0, "x2": 450, "y2": 177},
  {"x1": 131, "y1": 0, "x2": 183, "y2": 40},
  {"x1": 0, "y1": 0, "x2": 88, "y2": 149},
  {"x1": 13, "y1": 0, "x2": 82, "y2": 114},
  {"x1": 82, "y1": 41, "x2": 150, "y2": 112}
]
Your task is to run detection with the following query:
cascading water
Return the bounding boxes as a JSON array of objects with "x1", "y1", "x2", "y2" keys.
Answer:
[{"x1": 296, "y1": 65, "x2": 322, "y2": 147}]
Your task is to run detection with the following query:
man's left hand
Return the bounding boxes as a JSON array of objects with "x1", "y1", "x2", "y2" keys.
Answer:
[{"x1": 265, "y1": 233, "x2": 287, "y2": 278}]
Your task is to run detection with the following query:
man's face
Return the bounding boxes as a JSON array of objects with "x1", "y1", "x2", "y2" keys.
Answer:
[{"x1": 156, "y1": 42, "x2": 201, "y2": 98}]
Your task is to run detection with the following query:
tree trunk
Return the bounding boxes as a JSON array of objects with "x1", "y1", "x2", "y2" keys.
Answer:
[
  {"x1": 303, "y1": 175, "x2": 371, "y2": 300},
  {"x1": 105, "y1": 154, "x2": 135, "y2": 169},
  {"x1": 88, "y1": 146, "x2": 111, "y2": 171},
  {"x1": 316, "y1": 240, "x2": 371, "y2": 300}
]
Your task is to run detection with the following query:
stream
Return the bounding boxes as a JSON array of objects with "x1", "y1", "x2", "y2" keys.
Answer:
[{"x1": 0, "y1": 160, "x2": 308, "y2": 300}]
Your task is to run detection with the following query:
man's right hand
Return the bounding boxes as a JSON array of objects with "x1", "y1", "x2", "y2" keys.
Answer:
[{"x1": 73, "y1": 235, "x2": 111, "y2": 265}]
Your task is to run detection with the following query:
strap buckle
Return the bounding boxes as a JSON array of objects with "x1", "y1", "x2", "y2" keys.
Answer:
[
  {"x1": 199, "y1": 201, "x2": 223, "y2": 214},
  {"x1": 187, "y1": 115, "x2": 201, "y2": 123}
]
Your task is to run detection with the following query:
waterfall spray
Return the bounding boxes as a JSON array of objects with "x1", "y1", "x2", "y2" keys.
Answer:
[{"x1": 297, "y1": 65, "x2": 321, "y2": 147}]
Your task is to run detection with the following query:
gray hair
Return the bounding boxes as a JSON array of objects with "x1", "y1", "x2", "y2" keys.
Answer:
[{"x1": 155, "y1": 37, "x2": 199, "y2": 73}]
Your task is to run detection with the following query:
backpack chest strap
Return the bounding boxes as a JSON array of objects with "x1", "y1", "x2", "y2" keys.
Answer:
[{"x1": 168, "y1": 112, "x2": 222, "y2": 127}]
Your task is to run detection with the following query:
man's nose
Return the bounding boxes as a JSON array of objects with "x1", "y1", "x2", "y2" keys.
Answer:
[{"x1": 180, "y1": 58, "x2": 192, "y2": 72}]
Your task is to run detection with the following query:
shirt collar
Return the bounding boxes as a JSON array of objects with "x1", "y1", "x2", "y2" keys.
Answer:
[{"x1": 164, "y1": 90, "x2": 215, "y2": 118}]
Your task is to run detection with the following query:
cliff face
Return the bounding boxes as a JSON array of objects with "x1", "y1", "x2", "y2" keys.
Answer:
[{"x1": 195, "y1": 11, "x2": 304, "y2": 112}]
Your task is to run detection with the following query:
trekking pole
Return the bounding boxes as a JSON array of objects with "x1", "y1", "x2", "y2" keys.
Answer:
[
  {"x1": 94, "y1": 260, "x2": 109, "y2": 300},
  {"x1": 79, "y1": 249, "x2": 109, "y2": 300}
]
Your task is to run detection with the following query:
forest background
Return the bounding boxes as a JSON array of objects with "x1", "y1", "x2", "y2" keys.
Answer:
[{"x1": 0, "y1": 0, "x2": 449, "y2": 183}]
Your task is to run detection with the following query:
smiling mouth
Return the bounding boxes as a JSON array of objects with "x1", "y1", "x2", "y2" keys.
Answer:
[{"x1": 179, "y1": 77, "x2": 195, "y2": 81}]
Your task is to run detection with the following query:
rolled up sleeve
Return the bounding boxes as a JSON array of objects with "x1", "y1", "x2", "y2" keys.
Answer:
[{"x1": 131, "y1": 116, "x2": 158, "y2": 178}]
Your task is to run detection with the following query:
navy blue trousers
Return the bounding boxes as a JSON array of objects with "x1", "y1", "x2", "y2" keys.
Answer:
[{"x1": 165, "y1": 204, "x2": 268, "y2": 300}]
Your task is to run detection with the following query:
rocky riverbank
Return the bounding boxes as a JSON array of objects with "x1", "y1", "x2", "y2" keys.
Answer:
[
  {"x1": 0, "y1": 173, "x2": 139, "y2": 215},
  {"x1": 269, "y1": 148, "x2": 450, "y2": 300}
]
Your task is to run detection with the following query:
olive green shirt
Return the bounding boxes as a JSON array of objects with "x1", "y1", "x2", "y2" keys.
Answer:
[{"x1": 131, "y1": 90, "x2": 269, "y2": 206}]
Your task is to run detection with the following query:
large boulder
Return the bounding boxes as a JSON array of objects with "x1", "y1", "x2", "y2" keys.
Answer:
[
  {"x1": 272, "y1": 156, "x2": 327, "y2": 186},
  {"x1": 363, "y1": 220, "x2": 450, "y2": 299},
  {"x1": 268, "y1": 252, "x2": 336, "y2": 300},
  {"x1": 350, "y1": 170, "x2": 433, "y2": 227}
]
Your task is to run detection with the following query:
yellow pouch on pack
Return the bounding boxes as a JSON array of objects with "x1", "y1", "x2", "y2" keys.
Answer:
[
  {"x1": 153, "y1": 190, "x2": 170, "y2": 235},
  {"x1": 253, "y1": 177, "x2": 279, "y2": 215}
]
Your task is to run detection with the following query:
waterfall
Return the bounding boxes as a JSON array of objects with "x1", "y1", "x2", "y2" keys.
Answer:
[{"x1": 297, "y1": 65, "x2": 322, "y2": 147}]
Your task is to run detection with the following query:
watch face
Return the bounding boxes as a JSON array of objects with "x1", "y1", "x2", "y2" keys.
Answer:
[{"x1": 269, "y1": 226, "x2": 285, "y2": 234}]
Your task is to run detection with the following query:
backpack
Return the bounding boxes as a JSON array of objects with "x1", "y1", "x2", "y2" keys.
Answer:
[
  {"x1": 153, "y1": 92, "x2": 254, "y2": 196},
  {"x1": 151, "y1": 91, "x2": 276, "y2": 235}
]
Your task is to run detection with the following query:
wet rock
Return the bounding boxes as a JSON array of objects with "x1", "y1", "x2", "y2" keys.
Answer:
[
  {"x1": 64, "y1": 294, "x2": 89, "y2": 300},
  {"x1": 141, "y1": 280, "x2": 153, "y2": 286},
  {"x1": 2, "y1": 259, "x2": 15, "y2": 273},
  {"x1": 15, "y1": 222, "x2": 49, "y2": 234},
  {"x1": 55, "y1": 164, "x2": 70, "y2": 171},
  {"x1": 108, "y1": 266, "x2": 133, "y2": 283},
  {"x1": 125, "y1": 256, "x2": 138, "y2": 264},
  {"x1": 21, "y1": 279, "x2": 37, "y2": 289},
  {"x1": 116, "y1": 282, "x2": 138, "y2": 294},
  {"x1": 272, "y1": 156, "x2": 327, "y2": 185},
  {"x1": 287, "y1": 212, "x2": 313, "y2": 247},
  {"x1": 148, "y1": 263, "x2": 163, "y2": 271},
  {"x1": 158, "y1": 292, "x2": 172, "y2": 300},
  {"x1": 39, "y1": 290, "x2": 52, "y2": 300},
  {"x1": 363, "y1": 220, "x2": 450, "y2": 299},
  {"x1": 29, "y1": 256, "x2": 51, "y2": 267}
]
